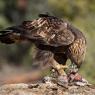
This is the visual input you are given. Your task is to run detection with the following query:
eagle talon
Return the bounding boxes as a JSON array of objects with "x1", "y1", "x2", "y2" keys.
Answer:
[{"x1": 57, "y1": 75, "x2": 68, "y2": 88}]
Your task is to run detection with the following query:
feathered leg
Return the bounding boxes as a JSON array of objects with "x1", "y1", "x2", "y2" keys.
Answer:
[
  {"x1": 34, "y1": 50, "x2": 67, "y2": 76},
  {"x1": 53, "y1": 53, "x2": 68, "y2": 76}
]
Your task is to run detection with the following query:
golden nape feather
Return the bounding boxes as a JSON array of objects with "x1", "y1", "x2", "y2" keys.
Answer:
[{"x1": 0, "y1": 14, "x2": 86, "y2": 75}]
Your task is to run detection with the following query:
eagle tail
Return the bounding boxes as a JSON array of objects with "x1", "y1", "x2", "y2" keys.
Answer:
[{"x1": 0, "y1": 26, "x2": 23, "y2": 44}]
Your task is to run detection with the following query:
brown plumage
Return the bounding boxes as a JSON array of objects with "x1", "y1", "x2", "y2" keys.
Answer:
[{"x1": 0, "y1": 14, "x2": 86, "y2": 76}]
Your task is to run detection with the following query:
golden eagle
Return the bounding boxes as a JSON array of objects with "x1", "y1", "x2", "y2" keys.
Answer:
[{"x1": 0, "y1": 14, "x2": 86, "y2": 79}]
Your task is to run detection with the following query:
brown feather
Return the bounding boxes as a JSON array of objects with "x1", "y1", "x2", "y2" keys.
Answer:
[{"x1": 0, "y1": 14, "x2": 86, "y2": 69}]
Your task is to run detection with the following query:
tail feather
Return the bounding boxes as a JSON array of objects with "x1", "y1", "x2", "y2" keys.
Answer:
[
  {"x1": 0, "y1": 34, "x2": 15, "y2": 44},
  {"x1": 0, "y1": 29, "x2": 15, "y2": 44},
  {"x1": 0, "y1": 26, "x2": 23, "y2": 44}
]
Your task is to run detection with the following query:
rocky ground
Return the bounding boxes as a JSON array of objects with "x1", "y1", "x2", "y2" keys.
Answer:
[
  {"x1": 0, "y1": 80, "x2": 95, "y2": 95},
  {"x1": 0, "y1": 65, "x2": 95, "y2": 95}
]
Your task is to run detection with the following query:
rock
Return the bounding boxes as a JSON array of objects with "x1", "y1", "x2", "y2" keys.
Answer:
[{"x1": 0, "y1": 82, "x2": 95, "y2": 95}]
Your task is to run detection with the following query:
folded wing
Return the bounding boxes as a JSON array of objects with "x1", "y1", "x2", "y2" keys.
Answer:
[{"x1": 0, "y1": 14, "x2": 75, "y2": 47}]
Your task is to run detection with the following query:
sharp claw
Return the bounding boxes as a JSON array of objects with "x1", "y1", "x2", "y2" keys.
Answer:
[{"x1": 57, "y1": 75, "x2": 68, "y2": 88}]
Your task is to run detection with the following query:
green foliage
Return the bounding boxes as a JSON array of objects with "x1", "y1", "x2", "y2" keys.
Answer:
[{"x1": 0, "y1": 0, "x2": 95, "y2": 84}]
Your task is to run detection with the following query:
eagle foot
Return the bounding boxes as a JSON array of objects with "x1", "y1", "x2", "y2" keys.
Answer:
[
  {"x1": 57, "y1": 75, "x2": 68, "y2": 88},
  {"x1": 55, "y1": 64, "x2": 68, "y2": 76}
]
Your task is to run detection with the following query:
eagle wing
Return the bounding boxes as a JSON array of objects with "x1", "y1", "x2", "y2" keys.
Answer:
[
  {"x1": 21, "y1": 15, "x2": 75, "y2": 47},
  {"x1": 0, "y1": 14, "x2": 75, "y2": 46}
]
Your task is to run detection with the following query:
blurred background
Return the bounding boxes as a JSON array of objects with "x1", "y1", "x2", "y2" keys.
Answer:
[{"x1": 0, "y1": 0, "x2": 95, "y2": 85}]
